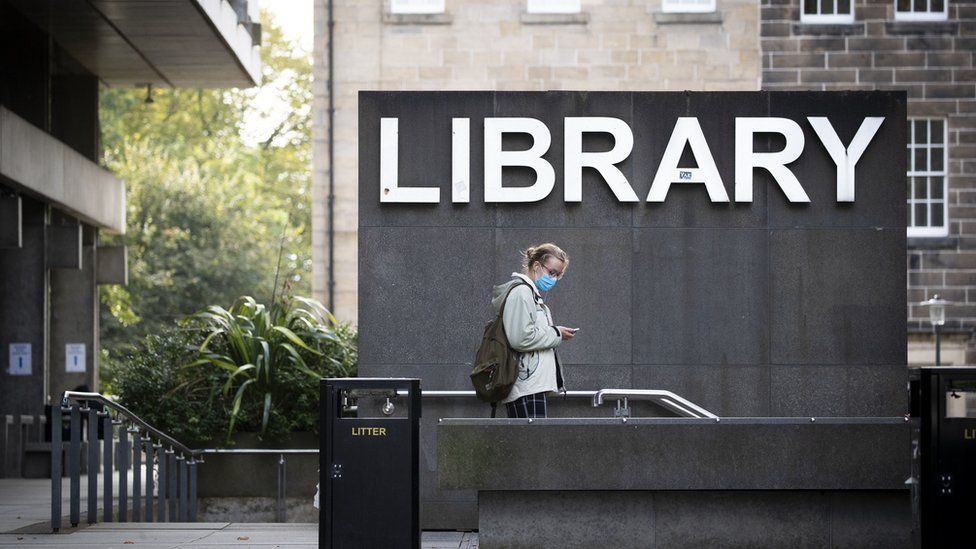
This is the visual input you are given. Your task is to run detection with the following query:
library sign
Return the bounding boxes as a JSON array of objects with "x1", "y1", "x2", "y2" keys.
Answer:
[{"x1": 361, "y1": 91, "x2": 905, "y2": 210}]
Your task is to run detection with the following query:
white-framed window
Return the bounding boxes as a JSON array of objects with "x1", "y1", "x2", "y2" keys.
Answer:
[
  {"x1": 895, "y1": 0, "x2": 948, "y2": 21},
  {"x1": 527, "y1": 0, "x2": 581, "y2": 13},
  {"x1": 800, "y1": 0, "x2": 854, "y2": 23},
  {"x1": 907, "y1": 119, "x2": 949, "y2": 238},
  {"x1": 662, "y1": 0, "x2": 717, "y2": 13},
  {"x1": 390, "y1": 0, "x2": 445, "y2": 14}
]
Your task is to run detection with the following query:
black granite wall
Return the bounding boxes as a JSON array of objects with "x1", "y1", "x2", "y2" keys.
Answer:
[
  {"x1": 359, "y1": 90, "x2": 907, "y2": 417},
  {"x1": 358, "y1": 90, "x2": 908, "y2": 529}
]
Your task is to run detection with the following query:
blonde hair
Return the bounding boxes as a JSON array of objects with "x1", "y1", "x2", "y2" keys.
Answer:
[{"x1": 520, "y1": 243, "x2": 569, "y2": 274}]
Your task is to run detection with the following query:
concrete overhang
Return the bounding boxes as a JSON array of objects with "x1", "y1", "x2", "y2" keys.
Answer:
[
  {"x1": 0, "y1": 107, "x2": 126, "y2": 234},
  {"x1": 8, "y1": 0, "x2": 261, "y2": 88}
]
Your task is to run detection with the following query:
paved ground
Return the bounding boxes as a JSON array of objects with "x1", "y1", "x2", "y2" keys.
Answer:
[
  {"x1": 0, "y1": 478, "x2": 478, "y2": 548},
  {"x1": 0, "y1": 524, "x2": 478, "y2": 548}
]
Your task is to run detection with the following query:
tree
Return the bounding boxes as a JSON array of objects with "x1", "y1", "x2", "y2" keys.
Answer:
[{"x1": 98, "y1": 12, "x2": 313, "y2": 374}]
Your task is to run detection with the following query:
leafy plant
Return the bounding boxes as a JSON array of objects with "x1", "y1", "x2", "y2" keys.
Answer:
[
  {"x1": 184, "y1": 294, "x2": 355, "y2": 442},
  {"x1": 111, "y1": 330, "x2": 226, "y2": 447}
]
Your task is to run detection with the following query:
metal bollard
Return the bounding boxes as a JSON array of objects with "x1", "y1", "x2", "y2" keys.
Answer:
[
  {"x1": 155, "y1": 443, "x2": 165, "y2": 522},
  {"x1": 119, "y1": 424, "x2": 129, "y2": 522},
  {"x1": 188, "y1": 457, "x2": 198, "y2": 522},
  {"x1": 167, "y1": 449, "x2": 177, "y2": 522},
  {"x1": 276, "y1": 453, "x2": 286, "y2": 523},
  {"x1": 51, "y1": 404, "x2": 63, "y2": 532},
  {"x1": 69, "y1": 405, "x2": 81, "y2": 527},
  {"x1": 102, "y1": 413, "x2": 112, "y2": 522},
  {"x1": 144, "y1": 439, "x2": 154, "y2": 522},
  {"x1": 87, "y1": 408, "x2": 98, "y2": 524}
]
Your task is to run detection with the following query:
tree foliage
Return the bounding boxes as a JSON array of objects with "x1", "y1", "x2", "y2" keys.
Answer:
[{"x1": 98, "y1": 12, "x2": 314, "y2": 367}]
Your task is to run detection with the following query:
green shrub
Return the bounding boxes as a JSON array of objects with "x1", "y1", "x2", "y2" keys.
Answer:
[
  {"x1": 111, "y1": 295, "x2": 356, "y2": 446},
  {"x1": 111, "y1": 330, "x2": 225, "y2": 447},
  {"x1": 183, "y1": 295, "x2": 356, "y2": 443}
]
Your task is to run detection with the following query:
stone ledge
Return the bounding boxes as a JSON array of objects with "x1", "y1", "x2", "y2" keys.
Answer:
[
  {"x1": 652, "y1": 11, "x2": 723, "y2": 25},
  {"x1": 886, "y1": 20, "x2": 959, "y2": 35},
  {"x1": 438, "y1": 418, "x2": 910, "y2": 491},
  {"x1": 908, "y1": 235, "x2": 958, "y2": 250},
  {"x1": 382, "y1": 12, "x2": 452, "y2": 25},
  {"x1": 792, "y1": 22, "x2": 865, "y2": 35},
  {"x1": 519, "y1": 12, "x2": 589, "y2": 25}
]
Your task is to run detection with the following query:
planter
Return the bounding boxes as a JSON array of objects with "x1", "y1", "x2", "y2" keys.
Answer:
[{"x1": 196, "y1": 432, "x2": 319, "y2": 499}]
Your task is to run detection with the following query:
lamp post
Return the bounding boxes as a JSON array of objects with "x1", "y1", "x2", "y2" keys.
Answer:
[{"x1": 920, "y1": 295, "x2": 949, "y2": 366}]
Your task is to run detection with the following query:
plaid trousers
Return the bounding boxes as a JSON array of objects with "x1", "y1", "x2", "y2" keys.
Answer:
[{"x1": 506, "y1": 392, "x2": 548, "y2": 418}]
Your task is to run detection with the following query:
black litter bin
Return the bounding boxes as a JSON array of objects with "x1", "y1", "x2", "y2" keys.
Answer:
[
  {"x1": 320, "y1": 378, "x2": 420, "y2": 549},
  {"x1": 911, "y1": 366, "x2": 976, "y2": 549}
]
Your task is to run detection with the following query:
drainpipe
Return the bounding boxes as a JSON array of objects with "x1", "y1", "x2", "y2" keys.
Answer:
[{"x1": 326, "y1": 0, "x2": 336, "y2": 312}]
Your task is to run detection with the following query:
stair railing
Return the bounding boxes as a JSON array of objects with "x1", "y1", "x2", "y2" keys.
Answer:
[{"x1": 51, "y1": 391, "x2": 201, "y2": 532}]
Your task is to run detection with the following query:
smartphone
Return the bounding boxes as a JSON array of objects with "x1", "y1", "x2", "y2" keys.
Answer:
[{"x1": 569, "y1": 328, "x2": 580, "y2": 333}]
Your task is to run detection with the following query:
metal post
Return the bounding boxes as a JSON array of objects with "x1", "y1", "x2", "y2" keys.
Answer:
[
  {"x1": 156, "y1": 443, "x2": 165, "y2": 522},
  {"x1": 178, "y1": 455, "x2": 188, "y2": 521},
  {"x1": 276, "y1": 453, "x2": 286, "y2": 523},
  {"x1": 102, "y1": 413, "x2": 112, "y2": 522},
  {"x1": 188, "y1": 458, "x2": 198, "y2": 522},
  {"x1": 51, "y1": 404, "x2": 63, "y2": 532},
  {"x1": 69, "y1": 405, "x2": 80, "y2": 527},
  {"x1": 132, "y1": 432, "x2": 142, "y2": 522},
  {"x1": 935, "y1": 324, "x2": 942, "y2": 366},
  {"x1": 144, "y1": 439, "x2": 154, "y2": 522},
  {"x1": 87, "y1": 407, "x2": 98, "y2": 524},
  {"x1": 119, "y1": 424, "x2": 128, "y2": 522},
  {"x1": 167, "y1": 449, "x2": 177, "y2": 522}
]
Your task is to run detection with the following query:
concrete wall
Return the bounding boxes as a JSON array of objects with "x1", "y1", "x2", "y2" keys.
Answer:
[
  {"x1": 357, "y1": 90, "x2": 907, "y2": 529},
  {"x1": 313, "y1": 0, "x2": 763, "y2": 324}
]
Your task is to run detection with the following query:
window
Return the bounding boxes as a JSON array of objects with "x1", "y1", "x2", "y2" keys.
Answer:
[
  {"x1": 895, "y1": 0, "x2": 948, "y2": 21},
  {"x1": 800, "y1": 0, "x2": 854, "y2": 23},
  {"x1": 662, "y1": 0, "x2": 716, "y2": 13},
  {"x1": 907, "y1": 119, "x2": 949, "y2": 237},
  {"x1": 390, "y1": 0, "x2": 445, "y2": 14},
  {"x1": 526, "y1": 0, "x2": 581, "y2": 13}
]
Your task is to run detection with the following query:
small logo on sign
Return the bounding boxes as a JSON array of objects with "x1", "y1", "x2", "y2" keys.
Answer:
[{"x1": 679, "y1": 170, "x2": 692, "y2": 180}]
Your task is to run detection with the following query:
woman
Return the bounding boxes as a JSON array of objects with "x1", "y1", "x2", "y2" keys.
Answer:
[{"x1": 491, "y1": 243, "x2": 577, "y2": 418}]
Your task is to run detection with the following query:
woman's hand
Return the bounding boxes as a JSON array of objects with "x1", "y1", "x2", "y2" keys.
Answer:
[{"x1": 557, "y1": 326, "x2": 579, "y2": 341}]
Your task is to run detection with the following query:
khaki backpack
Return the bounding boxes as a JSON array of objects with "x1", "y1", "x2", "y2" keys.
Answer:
[{"x1": 470, "y1": 280, "x2": 529, "y2": 417}]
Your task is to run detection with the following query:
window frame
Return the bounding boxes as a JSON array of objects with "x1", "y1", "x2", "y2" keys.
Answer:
[
  {"x1": 661, "y1": 0, "x2": 717, "y2": 14},
  {"x1": 526, "y1": 0, "x2": 582, "y2": 13},
  {"x1": 895, "y1": 0, "x2": 949, "y2": 21},
  {"x1": 907, "y1": 118, "x2": 950, "y2": 238},
  {"x1": 800, "y1": 0, "x2": 855, "y2": 24},
  {"x1": 389, "y1": 0, "x2": 446, "y2": 14}
]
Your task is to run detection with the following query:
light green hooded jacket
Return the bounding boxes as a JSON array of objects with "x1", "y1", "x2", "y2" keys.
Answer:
[{"x1": 490, "y1": 273, "x2": 566, "y2": 403}]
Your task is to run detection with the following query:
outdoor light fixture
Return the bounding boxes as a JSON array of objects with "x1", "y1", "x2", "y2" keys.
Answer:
[{"x1": 920, "y1": 295, "x2": 951, "y2": 366}]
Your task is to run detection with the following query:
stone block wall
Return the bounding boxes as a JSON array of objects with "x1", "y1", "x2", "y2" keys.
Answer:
[{"x1": 313, "y1": 0, "x2": 762, "y2": 325}]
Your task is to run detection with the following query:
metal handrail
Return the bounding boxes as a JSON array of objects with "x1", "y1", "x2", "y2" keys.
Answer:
[
  {"x1": 592, "y1": 389, "x2": 719, "y2": 419},
  {"x1": 62, "y1": 391, "x2": 200, "y2": 457}
]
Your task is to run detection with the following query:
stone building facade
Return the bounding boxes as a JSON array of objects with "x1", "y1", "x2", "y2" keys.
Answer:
[
  {"x1": 760, "y1": 0, "x2": 976, "y2": 363},
  {"x1": 313, "y1": 0, "x2": 975, "y2": 363},
  {"x1": 312, "y1": 0, "x2": 762, "y2": 326}
]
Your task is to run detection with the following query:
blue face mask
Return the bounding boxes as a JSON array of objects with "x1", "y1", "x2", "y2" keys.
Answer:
[{"x1": 534, "y1": 268, "x2": 558, "y2": 292}]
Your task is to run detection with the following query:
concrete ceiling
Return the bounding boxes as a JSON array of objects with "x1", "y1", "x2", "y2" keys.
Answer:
[{"x1": 9, "y1": 0, "x2": 261, "y2": 88}]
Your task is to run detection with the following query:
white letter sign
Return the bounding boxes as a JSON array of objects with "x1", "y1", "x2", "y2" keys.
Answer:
[
  {"x1": 807, "y1": 117, "x2": 884, "y2": 203},
  {"x1": 564, "y1": 117, "x2": 638, "y2": 202},
  {"x1": 380, "y1": 118, "x2": 441, "y2": 203},
  {"x1": 484, "y1": 118, "x2": 555, "y2": 203},
  {"x1": 647, "y1": 117, "x2": 728, "y2": 202},
  {"x1": 734, "y1": 118, "x2": 810, "y2": 203}
]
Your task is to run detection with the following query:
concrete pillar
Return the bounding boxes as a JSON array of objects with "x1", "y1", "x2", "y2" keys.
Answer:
[
  {"x1": 0, "y1": 195, "x2": 48, "y2": 417},
  {"x1": 48, "y1": 212, "x2": 98, "y2": 399}
]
